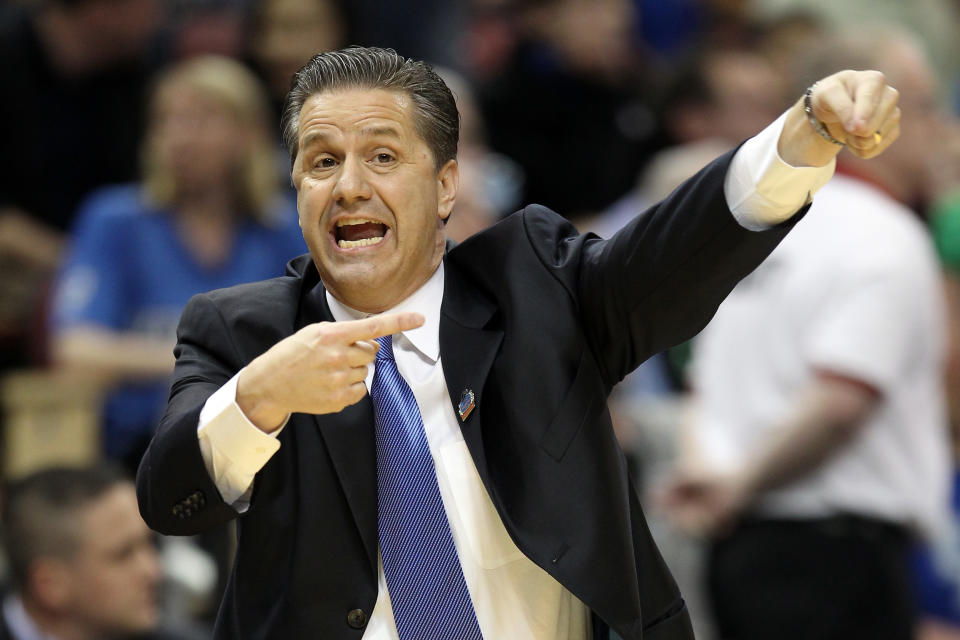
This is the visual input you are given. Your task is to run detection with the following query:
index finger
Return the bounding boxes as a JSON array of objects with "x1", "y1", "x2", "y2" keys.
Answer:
[{"x1": 332, "y1": 311, "x2": 426, "y2": 344}]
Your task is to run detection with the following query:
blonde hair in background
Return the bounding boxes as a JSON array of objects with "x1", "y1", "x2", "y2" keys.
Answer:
[{"x1": 142, "y1": 56, "x2": 281, "y2": 225}]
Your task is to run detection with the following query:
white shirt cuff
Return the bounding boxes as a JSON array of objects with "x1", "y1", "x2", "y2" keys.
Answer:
[
  {"x1": 725, "y1": 110, "x2": 836, "y2": 231},
  {"x1": 197, "y1": 370, "x2": 287, "y2": 510}
]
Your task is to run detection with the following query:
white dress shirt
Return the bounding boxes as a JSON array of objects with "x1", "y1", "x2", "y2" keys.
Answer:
[{"x1": 196, "y1": 111, "x2": 836, "y2": 638}]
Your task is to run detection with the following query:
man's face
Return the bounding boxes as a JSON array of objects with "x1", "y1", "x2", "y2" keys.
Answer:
[
  {"x1": 64, "y1": 485, "x2": 161, "y2": 636},
  {"x1": 292, "y1": 88, "x2": 458, "y2": 313}
]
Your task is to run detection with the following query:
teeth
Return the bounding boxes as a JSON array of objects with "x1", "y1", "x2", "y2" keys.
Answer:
[
  {"x1": 338, "y1": 236, "x2": 384, "y2": 248},
  {"x1": 336, "y1": 218, "x2": 379, "y2": 227}
]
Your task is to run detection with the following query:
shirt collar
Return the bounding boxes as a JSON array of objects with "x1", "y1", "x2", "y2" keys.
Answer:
[
  {"x1": 3, "y1": 595, "x2": 58, "y2": 640},
  {"x1": 325, "y1": 262, "x2": 443, "y2": 363}
]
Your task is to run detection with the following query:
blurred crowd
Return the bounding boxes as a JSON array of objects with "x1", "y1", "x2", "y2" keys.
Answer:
[{"x1": 3, "y1": 0, "x2": 960, "y2": 637}]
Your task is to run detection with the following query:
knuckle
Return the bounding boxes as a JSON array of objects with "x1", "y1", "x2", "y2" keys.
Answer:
[
  {"x1": 327, "y1": 350, "x2": 348, "y2": 367},
  {"x1": 316, "y1": 331, "x2": 338, "y2": 346}
]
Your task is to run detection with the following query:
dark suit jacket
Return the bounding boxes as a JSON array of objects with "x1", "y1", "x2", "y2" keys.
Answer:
[{"x1": 137, "y1": 149, "x2": 804, "y2": 639}]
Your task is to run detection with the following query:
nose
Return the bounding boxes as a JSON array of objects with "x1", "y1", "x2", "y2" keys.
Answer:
[{"x1": 332, "y1": 156, "x2": 372, "y2": 207}]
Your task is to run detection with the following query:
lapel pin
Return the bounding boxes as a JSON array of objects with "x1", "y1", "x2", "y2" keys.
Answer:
[{"x1": 458, "y1": 389, "x2": 476, "y2": 422}]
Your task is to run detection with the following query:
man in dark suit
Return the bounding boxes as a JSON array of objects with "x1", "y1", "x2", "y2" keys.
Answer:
[
  {"x1": 0, "y1": 465, "x2": 192, "y2": 640},
  {"x1": 136, "y1": 47, "x2": 901, "y2": 639}
]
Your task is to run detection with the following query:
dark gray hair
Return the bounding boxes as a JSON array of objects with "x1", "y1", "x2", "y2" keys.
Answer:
[
  {"x1": 281, "y1": 46, "x2": 460, "y2": 170},
  {"x1": 2, "y1": 465, "x2": 128, "y2": 592}
]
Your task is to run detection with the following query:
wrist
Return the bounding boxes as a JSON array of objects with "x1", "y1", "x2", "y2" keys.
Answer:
[
  {"x1": 778, "y1": 98, "x2": 844, "y2": 168},
  {"x1": 803, "y1": 86, "x2": 846, "y2": 147},
  {"x1": 236, "y1": 367, "x2": 287, "y2": 433}
]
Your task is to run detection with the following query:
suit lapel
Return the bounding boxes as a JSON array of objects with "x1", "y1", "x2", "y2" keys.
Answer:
[
  {"x1": 296, "y1": 265, "x2": 378, "y2": 575},
  {"x1": 289, "y1": 254, "x2": 505, "y2": 575},
  {"x1": 439, "y1": 256, "x2": 503, "y2": 493}
]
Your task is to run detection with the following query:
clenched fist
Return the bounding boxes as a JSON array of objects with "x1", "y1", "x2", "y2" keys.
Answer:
[{"x1": 780, "y1": 69, "x2": 901, "y2": 166}]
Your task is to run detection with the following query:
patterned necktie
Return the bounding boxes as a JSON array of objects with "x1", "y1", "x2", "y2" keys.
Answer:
[{"x1": 372, "y1": 335, "x2": 483, "y2": 640}]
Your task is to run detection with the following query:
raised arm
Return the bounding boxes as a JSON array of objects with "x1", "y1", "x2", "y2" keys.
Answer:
[{"x1": 571, "y1": 70, "x2": 900, "y2": 383}]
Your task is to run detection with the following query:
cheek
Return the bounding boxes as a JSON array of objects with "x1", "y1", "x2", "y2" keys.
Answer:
[
  {"x1": 69, "y1": 569, "x2": 111, "y2": 606},
  {"x1": 297, "y1": 181, "x2": 330, "y2": 225}
]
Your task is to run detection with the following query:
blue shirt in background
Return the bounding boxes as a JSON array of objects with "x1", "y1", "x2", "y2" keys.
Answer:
[{"x1": 52, "y1": 184, "x2": 306, "y2": 460}]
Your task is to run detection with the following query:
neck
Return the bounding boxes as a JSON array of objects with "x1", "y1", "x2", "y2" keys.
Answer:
[
  {"x1": 173, "y1": 188, "x2": 239, "y2": 268},
  {"x1": 175, "y1": 182, "x2": 237, "y2": 220}
]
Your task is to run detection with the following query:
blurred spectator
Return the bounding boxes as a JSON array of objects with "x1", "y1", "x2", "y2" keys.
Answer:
[
  {"x1": 748, "y1": 0, "x2": 960, "y2": 105},
  {"x1": 164, "y1": 0, "x2": 256, "y2": 62},
  {"x1": 662, "y1": 46, "x2": 787, "y2": 147},
  {"x1": 344, "y1": 0, "x2": 466, "y2": 71},
  {"x1": 911, "y1": 457, "x2": 960, "y2": 640},
  {"x1": 246, "y1": 0, "x2": 349, "y2": 133},
  {"x1": 590, "y1": 45, "x2": 786, "y2": 237},
  {"x1": 0, "y1": 465, "x2": 193, "y2": 640},
  {"x1": 912, "y1": 118, "x2": 960, "y2": 640},
  {"x1": 931, "y1": 118, "x2": 960, "y2": 431},
  {"x1": 635, "y1": 0, "x2": 756, "y2": 59},
  {"x1": 479, "y1": 0, "x2": 662, "y2": 222},
  {"x1": 753, "y1": 11, "x2": 828, "y2": 94},
  {"x1": 244, "y1": 0, "x2": 349, "y2": 189},
  {"x1": 662, "y1": 30, "x2": 952, "y2": 640},
  {"x1": 462, "y1": 0, "x2": 521, "y2": 81},
  {"x1": 436, "y1": 67, "x2": 522, "y2": 242},
  {"x1": 49, "y1": 56, "x2": 305, "y2": 469},
  {"x1": 0, "y1": 0, "x2": 162, "y2": 369}
]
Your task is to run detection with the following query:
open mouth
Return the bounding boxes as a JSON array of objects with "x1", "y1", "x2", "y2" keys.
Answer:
[{"x1": 333, "y1": 218, "x2": 389, "y2": 249}]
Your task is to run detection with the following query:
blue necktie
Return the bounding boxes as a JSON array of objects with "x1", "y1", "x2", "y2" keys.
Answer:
[{"x1": 372, "y1": 335, "x2": 483, "y2": 640}]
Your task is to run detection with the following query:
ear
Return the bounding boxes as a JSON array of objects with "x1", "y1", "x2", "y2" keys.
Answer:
[
  {"x1": 436, "y1": 159, "x2": 459, "y2": 222},
  {"x1": 29, "y1": 558, "x2": 73, "y2": 611}
]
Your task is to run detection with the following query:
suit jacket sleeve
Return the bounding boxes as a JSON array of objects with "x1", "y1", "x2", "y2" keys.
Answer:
[
  {"x1": 525, "y1": 147, "x2": 807, "y2": 385},
  {"x1": 137, "y1": 293, "x2": 244, "y2": 535}
]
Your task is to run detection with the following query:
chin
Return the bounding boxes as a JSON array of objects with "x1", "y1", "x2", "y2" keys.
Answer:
[
  {"x1": 340, "y1": 289, "x2": 397, "y2": 314},
  {"x1": 323, "y1": 268, "x2": 394, "y2": 304}
]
